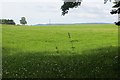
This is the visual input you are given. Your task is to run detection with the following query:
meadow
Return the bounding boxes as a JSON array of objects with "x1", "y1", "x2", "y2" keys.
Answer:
[{"x1": 2, "y1": 24, "x2": 118, "y2": 78}]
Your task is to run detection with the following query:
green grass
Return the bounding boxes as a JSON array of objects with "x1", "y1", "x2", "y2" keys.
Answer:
[{"x1": 2, "y1": 24, "x2": 118, "y2": 78}]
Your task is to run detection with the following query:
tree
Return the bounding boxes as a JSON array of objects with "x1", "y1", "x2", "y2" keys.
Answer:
[
  {"x1": 110, "y1": 0, "x2": 120, "y2": 26},
  {"x1": 20, "y1": 17, "x2": 27, "y2": 25},
  {"x1": 61, "y1": 0, "x2": 112, "y2": 16},
  {"x1": 7, "y1": 20, "x2": 15, "y2": 25},
  {"x1": 0, "y1": 19, "x2": 16, "y2": 25},
  {"x1": 61, "y1": 0, "x2": 120, "y2": 26},
  {"x1": 61, "y1": 0, "x2": 81, "y2": 16}
]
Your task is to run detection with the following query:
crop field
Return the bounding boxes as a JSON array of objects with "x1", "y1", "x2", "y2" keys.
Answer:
[{"x1": 2, "y1": 24, "x2": 118, "y2": 78}]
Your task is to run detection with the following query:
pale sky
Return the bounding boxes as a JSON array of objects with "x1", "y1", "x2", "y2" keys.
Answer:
[{"x1": 0, "y1": 0, "x2": 118, "y2": 25}]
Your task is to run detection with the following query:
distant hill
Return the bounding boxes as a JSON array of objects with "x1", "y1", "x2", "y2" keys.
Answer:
[{"x1": 33, "y1": 23, "x2": 113, "y2": 26}]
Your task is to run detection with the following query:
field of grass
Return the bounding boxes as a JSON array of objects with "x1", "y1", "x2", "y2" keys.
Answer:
[{"x1": 2, "y1": 24, "x2": 118, "y2": 78}]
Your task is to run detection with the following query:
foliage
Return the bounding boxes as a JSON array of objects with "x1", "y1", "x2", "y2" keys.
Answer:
[
  {"x1": 61, "y1": 0, "x2": 120, "y2": 26},
  {"x1": 61, "y1": 1, "x2": 81, "y2": 15},
  {"x1": 110, "y1": 1, "x2": 120, "y2": 26},
  {"x1": 0, "y1": 19, "x2": 16, "y2": 25},
  {"x1": 61, "y1": 0, "x2": 111, "y2": 16},
  {"x1": 20, "y1": 17, "x2": 27, "y2": 25}
]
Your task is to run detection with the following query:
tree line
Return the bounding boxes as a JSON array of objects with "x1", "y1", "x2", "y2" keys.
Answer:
[
  {"x1": 0, "y1": 19, "x2": 16, "y2": 25},
  {"x1": 0, "y1": 17, "x2": 27, "y2": 25}
]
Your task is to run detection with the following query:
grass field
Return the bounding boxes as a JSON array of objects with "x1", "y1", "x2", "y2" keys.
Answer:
[{"x1": 2, "y1": 24, "x2": 118, "y2": 78}]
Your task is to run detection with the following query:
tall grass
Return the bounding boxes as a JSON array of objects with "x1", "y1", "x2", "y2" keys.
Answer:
[{"x1": 2, "y1": 24, "x2": 118, "y2": 78}]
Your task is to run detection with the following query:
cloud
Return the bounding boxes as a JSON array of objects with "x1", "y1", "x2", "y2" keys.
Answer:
[{"x1": 78, "y1": 13, "x2": 99, "y2": 18}]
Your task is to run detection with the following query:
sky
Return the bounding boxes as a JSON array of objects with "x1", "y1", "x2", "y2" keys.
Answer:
[{"x1": 0, "y1": 0, "x2": 118, "y2": 25}]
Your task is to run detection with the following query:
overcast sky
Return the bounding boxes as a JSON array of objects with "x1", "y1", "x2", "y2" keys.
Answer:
[{"x1": 0, "y1": 0, "x2": 117, "y2": 25}]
